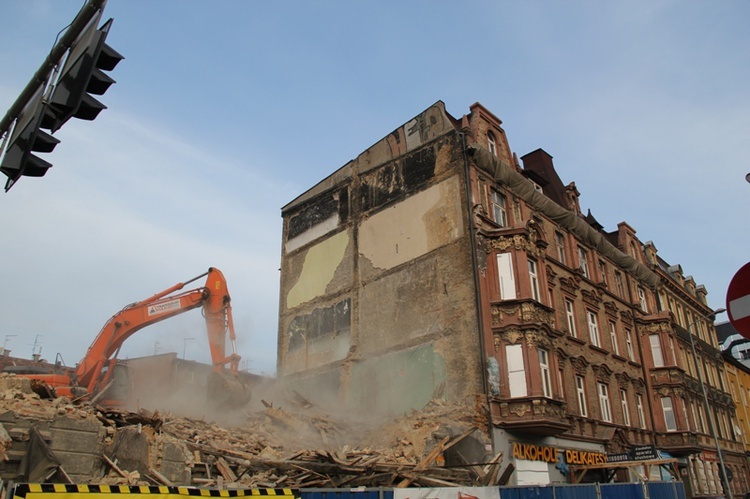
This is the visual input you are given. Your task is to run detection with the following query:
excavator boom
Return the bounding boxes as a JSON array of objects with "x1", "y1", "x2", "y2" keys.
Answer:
[{"x1": 11, "y1": 268, "x2": 248, "y2": 407}]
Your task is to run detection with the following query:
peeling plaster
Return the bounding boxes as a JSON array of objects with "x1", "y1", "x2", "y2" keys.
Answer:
[
  {"x1": 287, "y1": 230, "x2": 349, "y2": 309},
  {"x1": 359, "y1": 177, "x2": 463, "y2": 270}
]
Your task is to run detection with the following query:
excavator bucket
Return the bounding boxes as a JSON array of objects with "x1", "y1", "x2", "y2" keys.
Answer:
[{"x1": 207, "y1": 371, "x2": 251, "y2": 408}]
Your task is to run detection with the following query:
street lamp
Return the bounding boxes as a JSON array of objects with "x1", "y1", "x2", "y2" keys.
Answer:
[{"x1": 686, "y1": 307, "x2": 733, "y2": 499}]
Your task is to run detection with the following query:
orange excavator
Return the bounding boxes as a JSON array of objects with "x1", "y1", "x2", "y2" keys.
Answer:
[{"x1": 6, "y1": 267, "x2": 249, "y2": 407}]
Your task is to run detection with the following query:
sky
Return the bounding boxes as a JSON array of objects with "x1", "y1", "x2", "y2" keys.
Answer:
[{"x1": 1, "y1": 1, "x2": 748, "y2": 376}]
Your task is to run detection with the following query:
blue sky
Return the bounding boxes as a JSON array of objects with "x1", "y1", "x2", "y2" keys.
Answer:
[{"x1": 1, "y1": 1, "x2": 748, "y2": 375}]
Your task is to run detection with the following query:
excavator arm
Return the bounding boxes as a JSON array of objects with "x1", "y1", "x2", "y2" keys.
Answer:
[{"x1": 73, "y1": 267, "x2": 245, "y2": 404}]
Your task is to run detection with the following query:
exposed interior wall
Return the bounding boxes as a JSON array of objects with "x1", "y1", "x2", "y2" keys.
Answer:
[{"x1": 278, "y1": 102, "x2": 483, "y2": 416}]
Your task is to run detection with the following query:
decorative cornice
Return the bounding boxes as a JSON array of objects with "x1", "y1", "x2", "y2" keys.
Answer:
[
  {"x1": 572, "y1": 356, "x2": 590, "y2": 375},
  {"x1": 603, "y1": 301, "x2": 619, "y2": 318},
  {"x1": 489, "y1": 234, "x2": 543, "y2": 258},
  {"x1": 560, "y1": 276, "x2": 581, "y2": 297},
  {"x1": 615, "y1": 372, "x2": 631, "y2": 388},
  {"x1": 581, "y1": 288, "x2": 603, "y2": 310},
  {"x1": 493, "y1": 326, "x2": 554, "y2": 350},
  {"x1": 592, "y1": 363, "x2": 613, "y2": 383}
]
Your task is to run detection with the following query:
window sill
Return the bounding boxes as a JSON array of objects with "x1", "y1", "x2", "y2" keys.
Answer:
[
  {"x1": 588, "y1": 345, "x2": 609, "y2": 355},
  {"x1": 568, "y1": 336, "x2": 586, "y2": 346}
]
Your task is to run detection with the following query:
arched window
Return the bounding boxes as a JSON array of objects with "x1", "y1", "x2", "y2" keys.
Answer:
[{"x1": 488, "y1": 131, "x2": 498, "y2": 156}]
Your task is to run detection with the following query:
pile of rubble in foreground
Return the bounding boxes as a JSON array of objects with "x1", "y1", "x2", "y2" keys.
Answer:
[{"x1": 0, "y1": 376, "x2": 503, "y2": 488}]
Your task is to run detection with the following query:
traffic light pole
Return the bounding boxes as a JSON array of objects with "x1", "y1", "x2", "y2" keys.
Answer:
[{"x1": 0, "y1": 0, "x2": 107, "y2": 140}]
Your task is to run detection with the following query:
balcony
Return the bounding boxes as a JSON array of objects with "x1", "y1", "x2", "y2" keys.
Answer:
[
  {"x1": 491, "y1": 396, "x2": 571, "y2": 436},
  {"x1": 654, "y1": 431, "x2": 701, "y2": 456}
]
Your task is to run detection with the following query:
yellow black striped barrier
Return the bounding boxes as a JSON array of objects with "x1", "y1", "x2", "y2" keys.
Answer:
[{"x1": 12, "y1": 484, "x2": 299, "y2": 499}]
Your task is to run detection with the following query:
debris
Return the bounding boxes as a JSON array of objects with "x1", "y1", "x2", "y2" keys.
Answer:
[{"x1": 0, "y1": 374, "x2": 493, "y2": 488}]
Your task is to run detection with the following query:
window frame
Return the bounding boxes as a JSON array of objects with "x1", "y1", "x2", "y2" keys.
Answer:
[
  {"x1": 487, "y1": 131, "x2": 498, "y2": 156},
  {"x1": 490, "y1": 190, "x2": 508, "y2": 228},
  {"x1": 506, "y1": 343, "x2": 527, "y2": 398},
  {"x1": 528, "y1": 259, "x2": 541, "y2": 302},
  {"x1": 637, "y1": 394, "x2": 646, "y2": 429},
  {"x1": 539, "y1": 349, "x2": 552, "y2": 398},
  {"x1": 576, "y1": 375, "x2": 588, "y2": 417},
  {"x1": 662, "y1": 396, "x2": 677, "y2": 432},
  {"x1": 555, "y1": 231, "x2": 566, "y2": 265},
  {"x1": 598, "y1": 383, "x2": 612, "y2": 422},
  {"x1": 609, "y1": 320, "x2": 619, "y2": 355},
  {"x1": 578, "y1": 246, "x2": 590, "y2": 278},
  {"x1": 650, "y1": 334, "x2": 665, "y2": 367},
  {"x1": 620, "y1": 389, "x2": 631, "y2": 426},
  {"x1": 626, "y1": 329, "x2": 635, "y2": 361},
  {"x1": 497, "y1": 253, "x2": 516, "y2": 300},
  {"x1": 587, "y1": 311, "x2": 601, "y2": 348}
]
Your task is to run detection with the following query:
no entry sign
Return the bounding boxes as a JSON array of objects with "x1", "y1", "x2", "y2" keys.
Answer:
[{"x1": 727, "y1": 262, "x2": 750, "y2": 339}]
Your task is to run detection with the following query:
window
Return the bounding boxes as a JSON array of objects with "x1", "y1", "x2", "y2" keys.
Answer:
[
  {"x1": 698, "y1": 405, "x2": 707, "y2": 433},
  {"x1": 625, "y1": 329, "x2": 635, "y2": 361},
  {"x1": 662, "y1": 397, "x2": 677, "y2": 431},
  {"x1": 576, "y1": 376, "x2": 588, "y2": 417},
  {"x1": 539, "y1": 350, "x2": 552, "y2": 398},
  {"x1": 555, "y1": 231, "x2": 566, "y2": 265},
  {"x1": 488, "y1": 131, "x2": 497, "y2": 156},
  {"x1": 615, "y1": 271, "x2": 625, "y2": 297},
  {"x1": 690, "y1": 402, "x2": 699, "y2": 433},
  {"x1": 578, "y1": 247, "x2": 590, "y2": 278},
  {"x1": 620, "y1": 389, "x2": 631, "y2": 426},
  {"x1": 638, "y1": 287, "x2": 648, "y2": 312},
  {"x1": 565, "y1": 299, "x2": 577, "y2": 337},
  {"x1": 650, "y1": 334, "x2": 664, "y2": 367},
  {"x1": 609, "y1": 321, "x2": 619, "y2": 355},
  {"x1": 630, "y1": 241, "x2": 639, "y2": 259},
  {"x1": 599, "y1": 260, "x2": 608, "y2": 286},
  {"x1": 681, "y1": 398, "x2": 691, "y2": 431},
  {"x1": 528, "y1": 260, "x2": 541, "y2": 301},
  {"x1": 490, "y1": 190, "x2": 508, "y2": 227},
  {"x1": 497, "y1": 253, "x2": 516, "y2": 299},
  {"x1": 598, "y1": 383, "x2": 612, "y2": 422},
  {"x1": 587, "y1": 311, "x2": 601, "y2": 347},
  {"x1": 506, "y1": 344, "x2": 527, "y2": 397},
  {"x1": 637, "y1": 394, "x2": 646, "y2": 429}
]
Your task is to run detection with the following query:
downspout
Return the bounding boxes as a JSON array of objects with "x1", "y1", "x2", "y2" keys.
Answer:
[{"x1": 460, "y1": 131, "x2": 490, "y2": 400}]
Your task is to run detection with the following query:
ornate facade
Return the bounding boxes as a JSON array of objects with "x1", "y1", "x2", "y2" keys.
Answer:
[{"x1": 278, "y1": 100, "x2": 749, "y2": 495}]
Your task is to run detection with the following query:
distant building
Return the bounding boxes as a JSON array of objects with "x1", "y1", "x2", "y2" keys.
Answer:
[{"x1": 277, "y1": 101, "x2": 749, "y2": 493}]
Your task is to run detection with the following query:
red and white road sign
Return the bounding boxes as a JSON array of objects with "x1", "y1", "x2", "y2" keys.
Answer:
[{"x1": 727, "y1": 262, "x2": 750, "y2": 339}]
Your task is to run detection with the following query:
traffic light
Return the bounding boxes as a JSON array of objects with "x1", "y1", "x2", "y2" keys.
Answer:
[
  {"x1": 47, "y1": 16, "x2": 123, "y2": 132},
  {"x1": 0, "y1": 12, "x2": 123, "y2": 191},
  {"x1": 0, "y1": 87, "x2": 60, "y2": 191}
]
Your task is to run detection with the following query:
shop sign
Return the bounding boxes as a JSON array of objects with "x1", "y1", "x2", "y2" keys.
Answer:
[
  {"x1": 511, "y1": 442, "x2": 559, "y2": 463},
  {"x1": 565, "y1": 449, "x2": 607, "y2": 465},
  {"x1": 702, "y1": 451, "x2": 718, "y2": 462},
  {"x1": 511, "y1": 442, "x2": 606, "y2": 466},
  {"x1": 606, "y1": 452, "x2": 631, "y2": 463},
  {"x1": 632, "y1": 445, "x2": 659, "y2": 461}
]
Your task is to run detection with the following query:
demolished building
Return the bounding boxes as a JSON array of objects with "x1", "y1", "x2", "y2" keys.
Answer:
[{"x1": 277, "y1": 101, "x2": 749, "y2": 494}]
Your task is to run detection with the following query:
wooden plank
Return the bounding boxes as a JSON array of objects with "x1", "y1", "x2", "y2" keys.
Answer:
[
  {"x1": 102, "y1": 454, "x2": 128, "y2": 478},
  {"x1": 216, "y1": 456, "x2": 238, "y2": 482},
  {"x1": 148, "y1": 466, "x2": 175, "y2": 486}
]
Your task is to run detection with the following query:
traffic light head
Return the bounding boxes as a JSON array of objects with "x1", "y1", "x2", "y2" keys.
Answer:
[
  {"x1": 0, "y1": 87, "x2": 60, "y2": 191},
  {"x1": 48, "y1": 17, "x2": 123, "y2": 132}
]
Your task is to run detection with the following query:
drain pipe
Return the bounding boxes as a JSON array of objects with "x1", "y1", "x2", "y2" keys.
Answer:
[{"x1": 460, "y1": 130, "x2": 491, "y2": 402}]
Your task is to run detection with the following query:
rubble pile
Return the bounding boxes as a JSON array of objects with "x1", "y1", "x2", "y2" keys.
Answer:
[{"x1": 0, "y1": 375, "x2": 502, "y2": 488}]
